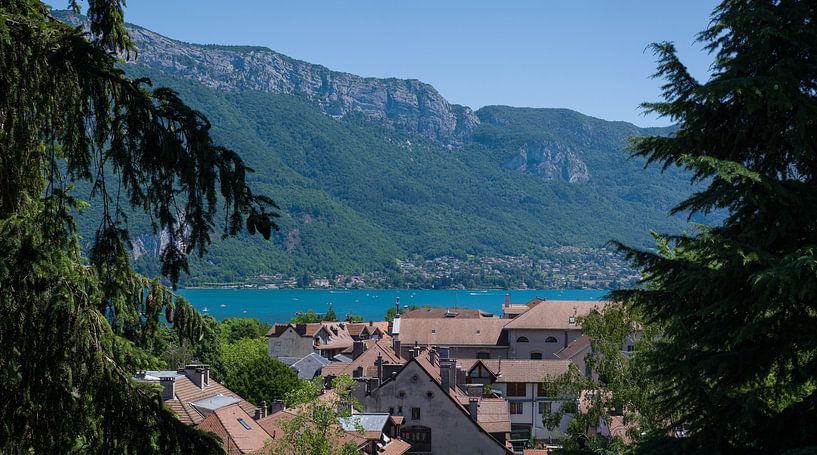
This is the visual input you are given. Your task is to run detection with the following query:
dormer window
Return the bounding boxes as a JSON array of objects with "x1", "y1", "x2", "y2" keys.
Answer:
[{"x1": 568, "y1": 316, "x2": 576, "y2": 324}]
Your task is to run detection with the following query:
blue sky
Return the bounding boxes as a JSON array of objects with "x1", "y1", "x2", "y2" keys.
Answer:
[{"x1": 106, "y1": 1, "x2": 717, "y2": 127}]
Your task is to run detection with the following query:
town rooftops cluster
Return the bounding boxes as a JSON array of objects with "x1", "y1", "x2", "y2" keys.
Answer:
[{"x1": 139, "y1": 295, "x2": 621, "y2": 454}]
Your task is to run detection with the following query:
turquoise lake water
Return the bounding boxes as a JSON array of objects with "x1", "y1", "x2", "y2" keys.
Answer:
[{"x1": 175, "y1": 289, "x2": 610, "y2": 324}]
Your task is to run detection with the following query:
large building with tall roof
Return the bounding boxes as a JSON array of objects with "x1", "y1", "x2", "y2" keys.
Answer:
[{"x1": 362, "y1": 347, "x2": 514, "y2": 455}]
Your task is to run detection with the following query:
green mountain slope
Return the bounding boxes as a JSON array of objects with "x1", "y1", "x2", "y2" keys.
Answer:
[
  {"x1": 57, "y1": 11, "x2": 698, "y2": 287},
  {"x1": 70, "y1": 65, "x2": 693, "y2": 286}
]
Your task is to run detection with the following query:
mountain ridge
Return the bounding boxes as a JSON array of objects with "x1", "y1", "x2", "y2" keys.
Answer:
[{"x1": 55, "y1": 10, "x2": 695, "y2": 288}]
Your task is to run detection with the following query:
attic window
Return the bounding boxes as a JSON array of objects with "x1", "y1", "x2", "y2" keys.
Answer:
[
  {"x1": 431, "y1": 329, "x2": 436, "y2": 334},
  {"x1": 568, "y1": 316, "x2": 576, "y2": 324},
  {"x1": 398, "y1": 391, "x2": 406, "y2": 398},
  {"x1": 237, "y1": 418, "x2": 251, "y2": 431}
]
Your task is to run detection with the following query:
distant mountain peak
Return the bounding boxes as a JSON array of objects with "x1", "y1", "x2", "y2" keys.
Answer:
[{"x1": 53, "y1": 9, "x2": 480, "y2": 146}]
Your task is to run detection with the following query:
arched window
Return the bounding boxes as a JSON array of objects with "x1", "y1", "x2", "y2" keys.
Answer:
[
  {"x1": 516, "y1": 336, "x2": 529, "y2": 343},
  {"x1": 545, "y1": 336, "x2": 558, "y2": 343},
  {"x1": 530, "y1": 352, "x2": 543, "y2": 360}
]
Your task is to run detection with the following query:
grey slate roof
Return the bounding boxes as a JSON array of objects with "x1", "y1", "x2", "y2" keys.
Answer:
[
  {"x1": 332, "y1": 354, "x2": 353, "y2": 363},
  {"x1": 290, "y1": 352, "x2": 332, "y2": 379},
  {"x1": 191, "y1": 395, "x2": 241, "y2": 411},
  {"x1": 277, "y1": 356, "x2": 301, "y2": 366},
  {"x1": 338, "y1": 413, "x2": 390, "y2": 433}
]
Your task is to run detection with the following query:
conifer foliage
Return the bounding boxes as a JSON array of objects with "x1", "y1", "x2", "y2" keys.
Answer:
[
  {"x1": 613, "y1": 0, "x2": 817, "y2": 452},
  {"x1": 0, "y1": 1, "x2": 277, "y2": 453}
]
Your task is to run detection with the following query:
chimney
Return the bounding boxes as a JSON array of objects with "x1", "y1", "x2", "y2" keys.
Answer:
[
  {"x1": 254, "y1": 408, "x2": 262, "y2": 420},
  {"x1": 468, "y1": 398, "x2": 479, "y2": 421},
  {"x1": 270, "y1": 400, "x2": 285, "y2": 415},
  {"x1": 184, "y1": 364, "x2": 209, "y2": 389},
  {"x1": 466, "y1": 384, "x2": 483, "y2": 397},
  {"x1": 367, "y1": 377, "x2": 381, "y2": 394},
  {"x1": 428, "y1": 347, "x2": 438, "y2": 365},
  {"x1": 456, "y1": 366, "x2": 466, "y2": 387},
  {"x1": 393, "y1": 338, "x2": 401, "y2": 359},
  {"x1": 352, "y1": 340, "x2": 365, "y2": 360},
  {"x1": 395, "y1": 297, "x2": 400, "y2": 316},
  {"x1": 159, "y1": 376, "x2": 176, "y2": 401},
  {"x1": 440, "y1": 361, "x2": 453, "y2": 391},
  {"x1": 353, "y1": 366, "x2": 364, "y2": 378},
  {"x1": 375, "y1": 353, "x2": 384, "y2": 383},
  {"x1": 504, "y1": 293, "x2": 511, "y2": 308},
  {"x1": 261, "y1": 400, "x2": 268, "y2": 418}
]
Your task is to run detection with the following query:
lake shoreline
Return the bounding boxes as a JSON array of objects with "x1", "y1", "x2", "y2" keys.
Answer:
[{"x1": 175, "y1": 288, "x2": 611, "y2": 324}]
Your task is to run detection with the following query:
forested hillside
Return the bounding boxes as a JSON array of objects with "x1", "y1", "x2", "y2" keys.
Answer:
[{"x1": 58, "y1": 11, "x2": 698, "y2": 286}]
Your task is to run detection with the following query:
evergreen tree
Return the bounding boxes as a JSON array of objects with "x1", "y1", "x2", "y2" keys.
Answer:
[
  {"x1": 614, "y1": 0, "x2": 817, "y2": 452},
  {"x1": 0, "y1": 1, "x2": 277, "y2": 453},
  {"x1": 325, "y1": 303, "x2": 338, "y2": 322}
]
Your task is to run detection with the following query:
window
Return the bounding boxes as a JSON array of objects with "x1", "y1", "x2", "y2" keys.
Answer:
[
  {"x1": 626, "y1": 344, "x2": 635, "y2": 352},
  {"x1": 402, "y1": 426, "x2": 431, "y2": 452},
  {"x1": 530, "y1": 352, "x2": 543, "y2": 360},
  {"x1": 477, "y1": 352, "x2": 491, "y2": 359},
  {"x1": 398, "y1": 406, "x2": 403, "y2": 415},
  {"x1": 510, "y1": 402, "x2": 523, "y2": 415},
  {"x1": 411, "y1": 407, "x2": 421, "y2": 420},
  {"x1": 537, "y1": 383, "x2": 547, "y2": 396},
  {"x1": 545, "y1": 336, "x2": 558, "y2": 343},
  {"x1": 516, "y1": 336, "x2": 529, "y2": 343},
  {"x1": 538, "y1": 401, "x2": 552, "y2": 415},
  {"x1": 237, "y1": 418, "x2": 252, "y2": 430},
  {"x1": 389, "y1": 407, "x2": 394, "y2": 415},
  {"x1": 506, "y1": 383, "x2": 526, "y2": 397}
]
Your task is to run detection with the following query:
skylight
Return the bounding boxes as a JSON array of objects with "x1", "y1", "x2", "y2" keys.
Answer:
[{"x1": 237, "y1": 418, "x2": 251, "y2": 430}]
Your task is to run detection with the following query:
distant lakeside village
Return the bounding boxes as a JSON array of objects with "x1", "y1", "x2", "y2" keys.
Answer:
[
  {"x1": 189, "y1": 248, "x2": 640, "y2": 291},
  {"x1": 136, "y1": 294, "x2": 635, "y2": 454}
]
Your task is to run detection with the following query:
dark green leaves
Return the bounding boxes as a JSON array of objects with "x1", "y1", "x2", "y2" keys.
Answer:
[{"x1": 615, "y1": 0, "x2": 817, "y2": 452}]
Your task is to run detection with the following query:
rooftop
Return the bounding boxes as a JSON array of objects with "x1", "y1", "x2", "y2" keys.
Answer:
[
  {"x1": 401, "y1": 307, "x2": 497, "y2": 319},
  {"x1": 197, "y1": 404, "x2": 271, "y2": 455},
  {"x1": 398, "y1": 317, "x2": 509, "y2": 346},
  {"x1": 503, "y1": 300, "x2": 608, "y2": 330},
  {"x1": 464, "y1": 359, "x2": 573, "y2": 383}
]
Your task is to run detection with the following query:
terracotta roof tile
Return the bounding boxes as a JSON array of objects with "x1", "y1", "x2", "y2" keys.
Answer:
[
  {"x1": 347, "y1": 321, "x2": 390, "y2": 337},
  {"x1": 258, "y1": 408, "x2": 368, "y2": 448},
  {"x1": 321, "y1": 339, "x2": 404, "y2": 378},
  {"x1": 555, "y1": 335, "x2": 592, "y2": 360},
  {"x1": 142, "y1": 374, "x2": 256, "y2": 425},
  {"x1": 470, "y1": 359, "x2": 572, "y2": 383},
  {"x1": 197, "y1": 404, "x2": 271, "y2": 454},
  {"x1": 379, "y1": 438, "x2": 412, "y2": 455},
  {"x1": 455, "y1": 395, "x2": 511, "y2": 434},
  {"x1": 503, "y1": 300, "x2": 608, "y2": 330},
  {"x1": 398, "y1": 318, "x2": 509, "y2": 346},
  {"x1": 401, "y1": 307, "x2": 496, "y2": 319}
]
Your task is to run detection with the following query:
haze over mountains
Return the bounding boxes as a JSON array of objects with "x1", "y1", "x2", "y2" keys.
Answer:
[{"x1": 58, "y1": 11, "x2": 695, "y2": 287}]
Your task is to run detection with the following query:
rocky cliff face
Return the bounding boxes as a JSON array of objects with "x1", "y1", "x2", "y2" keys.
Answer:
[
  {"x1": 504, "y1": 141, "x2": 590, "y2": 183},
  {"x1": 55, "y1": 11, "x2": 478, "y2": 145}
]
